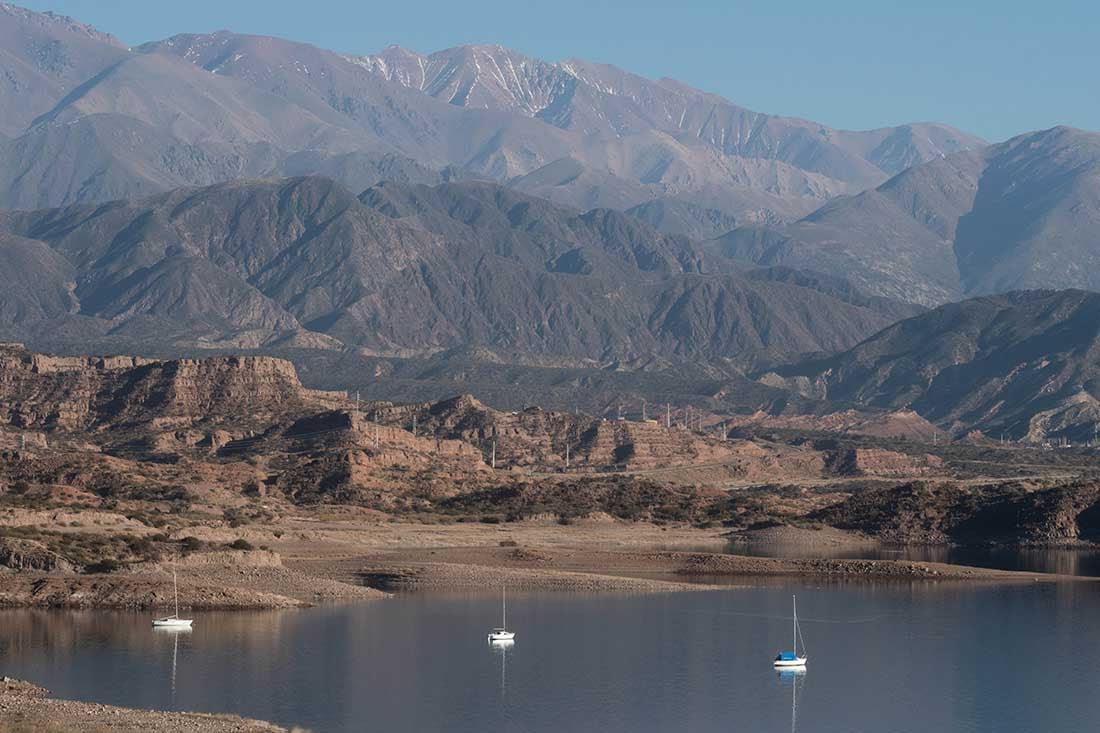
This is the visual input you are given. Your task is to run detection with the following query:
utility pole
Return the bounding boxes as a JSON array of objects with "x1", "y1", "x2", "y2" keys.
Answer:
[
  {"x1": 412, "y1": 413, "x2": 417, "y2": 437},
  {"x1": 666, "y1": 403, "x2": 671, "y2": 429},
  {"x1": 491, "y1": 439, "x2": 497, "y2": 469},
  {"x1": 565, "y1": 441, "x2": 570, "y2": 469}
]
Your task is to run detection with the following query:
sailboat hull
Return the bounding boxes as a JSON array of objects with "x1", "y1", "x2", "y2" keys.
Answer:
[
  {"x1": 488, "y1": 631, "x2": 515, "y2": 641},
  {"x1": 773, "y1": 657, "x2": 807, "y2": 668},
  {"x1": 153, "y1": 618, "x2": 193, "y2": 628}
]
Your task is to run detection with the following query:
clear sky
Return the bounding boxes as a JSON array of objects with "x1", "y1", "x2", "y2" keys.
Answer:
[{"x1": 17, "y1": 0, "x2": 1099, "y2": 142}]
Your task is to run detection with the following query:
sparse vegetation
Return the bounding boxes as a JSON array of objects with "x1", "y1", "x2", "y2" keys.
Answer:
[{"x1": 178, "y1": 536, "x2": 204, "y2": 554}]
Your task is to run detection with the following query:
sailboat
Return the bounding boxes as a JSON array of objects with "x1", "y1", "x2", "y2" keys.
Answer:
[
  {"x1": 773, "y1": 594, "x2": 806, "y2": 667},
  {"x1": 152, "y1": 568, "x2": 193, "y2": 628},
  {"x1": 487, "y1": 587, "x2": 515, "y2": 642}
]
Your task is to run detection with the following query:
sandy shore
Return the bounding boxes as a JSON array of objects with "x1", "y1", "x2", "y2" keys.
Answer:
[
  {"x1": 0, "y1": 520, "x2": 1090, "y2": 611},
  {"x1": 0, "y1": 677, "x2": 293, "y2": 732},
  {"x1": 0, "y1": 550, "x2": 384, "y2": 610},
  {"x1": 284, "y1": 521, "x2": 1092, "y2": 590}
]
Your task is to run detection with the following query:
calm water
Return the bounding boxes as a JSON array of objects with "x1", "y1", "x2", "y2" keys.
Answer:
[
  {"x1": 2, "y1": 584, "x2": 1100, "y2": 732},
  {"x1": 730, "y1": 543, "x2": 1100, "y2": 577}
]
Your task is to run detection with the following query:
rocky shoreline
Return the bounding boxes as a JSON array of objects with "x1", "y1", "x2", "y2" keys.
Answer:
[{"x1": 0, "y1": 677, "x2": 293, "y2": 732}]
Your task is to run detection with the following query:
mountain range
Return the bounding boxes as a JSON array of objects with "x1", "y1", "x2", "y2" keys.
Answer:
[
  {"x1": 0, "y1": 175, "x2": 918, "y2": 367},
  {"x1": 713, "y1": 126, "x2": 1100, "y2": 306},
  {"x1": 766, "y1": 289, "x2": 1100, "y2": 441},
  {"x1": 0, "y1": 4, "x2": 981, "y2": 226},
  {"x1": 1, "y1": 2, "x2": 1099, "y2": 444}
]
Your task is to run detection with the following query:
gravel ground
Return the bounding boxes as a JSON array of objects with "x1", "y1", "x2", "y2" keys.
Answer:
[
  {"x1": 0, "y1": 552, "x2": 386, "y2": 610},
  {"x1": 0, "y1": 678, "x2": 295, "y2": 732}
]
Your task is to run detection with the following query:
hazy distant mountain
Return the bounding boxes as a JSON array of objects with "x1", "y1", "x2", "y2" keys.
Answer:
[
  {"x1": 149, "y1": 32, "x2": 867, "y2": 215},
  {"x1": 357, "y1": 44, "x2": 982, "y2": 183},
  {"x1": 713, "y1": 127, "x2": 1100, "y2": 306},
  {"x1": 0, "y1": 5, "x2": 983, "y2": 220},
  {"x1": 766, "y1": 289, "x2": 1100, "y2": 442},
  {"x1": 0, "y1": 176, "x2": 916, "y2": 366},
  {"x1": 0, "y1": 2, "x2": 129, "y2": 137}
]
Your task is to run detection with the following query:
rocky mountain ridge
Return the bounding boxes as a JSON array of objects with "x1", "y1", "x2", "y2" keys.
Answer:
[
  {"x1": 765, "y1": 289, "x2": 1100, "y2": 442},
  {"x1": 713, "y1": 126, "x2": 1100, "y2": 306},
  {"x1": 0, "y1": 175, "x2": 918, "y2": 367}
]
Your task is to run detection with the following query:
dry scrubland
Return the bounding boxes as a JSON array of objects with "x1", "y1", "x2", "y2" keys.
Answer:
[{"x1": 1, "y1": 344, "x2": 1100, "y2": 610}]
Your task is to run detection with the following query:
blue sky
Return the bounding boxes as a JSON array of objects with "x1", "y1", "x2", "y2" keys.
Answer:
[{"x1": 19, "y1": 0, "x2": 1099, "y2": 142}]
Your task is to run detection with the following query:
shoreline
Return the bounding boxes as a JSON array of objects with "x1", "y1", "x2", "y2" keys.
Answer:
[
  {"x1": 1, "y1": 522, "x2": 1095, "y2": 611},
  {"x1": 0, "y1": 677, "x2": 292, "y2": 732},
  {"x1": 298, "y1": 545, "x2": 1092, "y2": 592}
]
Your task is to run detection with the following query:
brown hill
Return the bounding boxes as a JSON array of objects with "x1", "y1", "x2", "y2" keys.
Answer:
[
  {"x1": 812, "y1": 481, "x2": 1100, "y2": 545},
  {"x1": 767, "y1": 289, "x2": 1100, "y2": 442}
]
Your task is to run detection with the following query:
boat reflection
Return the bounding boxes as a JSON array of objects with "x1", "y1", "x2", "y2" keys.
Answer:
[
  {"x1": 776, "y1": 667, "x2": 806, "y2": 732},
  {"x1": 154, "y1": 624, "x2": 192, "y2": 701},
  {"x1": 489, "y1": 637, "x2": 514, "y2": 695}
]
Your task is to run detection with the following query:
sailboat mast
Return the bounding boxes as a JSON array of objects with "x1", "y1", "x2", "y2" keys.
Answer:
[
  {"x1": 502, "y1": 587, "x2": 507, "y2": 628},
  {"x1": 174, "y1": 569, "x2": 179, "y2": 617},
  {"x1": 792, "y1": 595, "x2": 797, "y2": 654}
]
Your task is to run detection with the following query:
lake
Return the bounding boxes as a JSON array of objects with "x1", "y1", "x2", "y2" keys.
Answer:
[{"x1": 2, "y1": 582, "x2": 1099, "y2": 731}]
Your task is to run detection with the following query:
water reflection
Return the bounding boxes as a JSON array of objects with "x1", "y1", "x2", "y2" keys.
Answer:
[
  {"x1": 2, "y1": 586, "x2": 1099, "y2": 733},
  {"x1": 489, "y1": 638, "x2": 514, "y2": 695},
  {"x1": 153, "y1": 626, "x2": 191, "y2": 701},
  {"x1": 776, "y1": 668, "x2": 806, "y2": 733}
]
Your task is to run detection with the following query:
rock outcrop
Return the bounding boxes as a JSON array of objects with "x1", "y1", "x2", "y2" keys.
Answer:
[{"x1": 0, "y1": 342, "x2": 344, "y2": 432}]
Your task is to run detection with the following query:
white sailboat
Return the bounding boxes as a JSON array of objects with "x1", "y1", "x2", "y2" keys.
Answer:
[
  {"x1": 152, "y1": 569, "x2": 193, "y2": 628},
  {"x1": 487, "y1": 587, "x2": 515, "y2": 642},
  {"x1": 773, "y1": 595, "x2": 807, "y2": 668}
]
